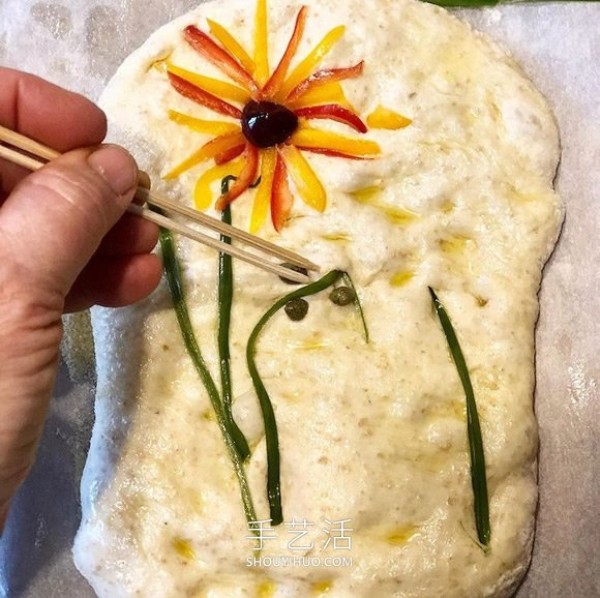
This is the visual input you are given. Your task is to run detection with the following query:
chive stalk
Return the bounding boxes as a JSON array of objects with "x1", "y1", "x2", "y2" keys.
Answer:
[
  {"x1": 159, "y1": 227, "x2": 258, "y2": 528},
  {"x1": 341, "y1": 272, "x2": 370, "y2": 343},
  {"x1": 218, "y1": 178, "x2": 251, "y2": 461},
  {"x1": 247, "y1": 270, "x2": 345, "y2": 525},
  {"x1": 428, "y1": 287, "x2": 490, "y2": 546}
]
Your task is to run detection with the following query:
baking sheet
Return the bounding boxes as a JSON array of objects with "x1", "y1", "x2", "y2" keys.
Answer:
[{"x1": 0, "y1": 1, "x2": 599, "y2": 596}]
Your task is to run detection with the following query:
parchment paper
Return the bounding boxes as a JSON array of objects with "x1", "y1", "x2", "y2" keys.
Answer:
[{"x1": 0, "y1": 1, "x2": 598, "y2": 597}]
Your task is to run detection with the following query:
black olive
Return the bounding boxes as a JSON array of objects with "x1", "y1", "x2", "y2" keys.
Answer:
[
  {"x1": 279, "y1": 263, "x2": 309, "y2": 285},
  {"x1": 241, "y1": 100, "x2": 299, "y2": 148},
  {"x1": 330, "y1": 286, "x2": 355, "y2": 306},
  {"x1": 285, "y1": 298, "x2": 309, "y2": 321}
]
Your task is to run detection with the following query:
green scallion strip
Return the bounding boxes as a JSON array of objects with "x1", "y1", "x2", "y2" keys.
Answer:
[
  {"x1": 428, "y1": 287, "x2": 490, "y2": 546},
  {"x1": 247, "y1": 269, "x2": 345, "y2": 525},
  {"x1": 218, "y1": 179, "x2": 251, "y2": 461},
  {"x1": 159, "y1": 227, "x2": 258, "y2": 528},
  {"x1": 341, "y1": 272, "x2": 370, "y2": 343}
]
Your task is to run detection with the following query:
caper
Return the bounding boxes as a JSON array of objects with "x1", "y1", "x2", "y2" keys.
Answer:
[
  {"x1": 284, "y1": 298, "x2": 309, "y2": 321},
  {"x1": 330, "y1": 286, "x2": 355, "y2": 306},
  {"x1": 279, "y1": 263, "x2": 309, "y2": 285}
]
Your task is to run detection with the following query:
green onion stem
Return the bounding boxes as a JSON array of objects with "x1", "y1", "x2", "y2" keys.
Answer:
[
  {"x1": 218, "y1": 179, "x2": 251, "y2": 461},
  {"x1": 247, "y1": 270, "x2": 345, "y2": 525},
  {"x1": 428, "y1": 287, "x2": 490, "y2": 546},
  {"x1": 159, "y1": 227, "x2": 258, "y2": 529},
  {"x1": 341, "y1": 272, "x2": 370, "y2": 343}
]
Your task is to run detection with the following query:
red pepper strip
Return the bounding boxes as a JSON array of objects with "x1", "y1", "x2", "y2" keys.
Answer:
[
  {"x1": 295, "y1": 105, "x2": 367, "y2": 134},
  {"x1": 271, "y1": 153, "x2": 294, "y2": 232},
  {"x1": 262, "y1": 7, "x2": 308, "y2": 98},
  {"x1": 168, "y1": 72, "x2": 242, "y2": 118},
  {"x1": 293, "y1": 146, "x2": 373, "y2": 161},
  {"x1": 215, "y1": 144, "x2": 260, "y2": 209},
  {"x1": 215, "y1": 144, "x2": 245, "y2": 165},
  {"x1": 287, "y1": 61, "x2": 364, "y2": 103},
  {"x1": 184, "y1": 25, "x2": 258, "y2": 92}
]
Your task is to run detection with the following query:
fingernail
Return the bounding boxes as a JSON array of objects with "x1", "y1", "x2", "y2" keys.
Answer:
[{"x1": 88, "y1": 145, "x2": 137, "y2": 196}]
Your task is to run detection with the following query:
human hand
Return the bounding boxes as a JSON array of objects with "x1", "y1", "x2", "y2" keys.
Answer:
[{"x1": 0, "y1": 68, "x2": 162, "y2": 529}]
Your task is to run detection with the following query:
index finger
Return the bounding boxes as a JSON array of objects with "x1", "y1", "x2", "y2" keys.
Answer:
[{"x1": 0, "y1": 67, "x2": 107, "y2": 193}]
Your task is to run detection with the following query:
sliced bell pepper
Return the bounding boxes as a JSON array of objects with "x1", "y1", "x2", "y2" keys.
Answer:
[
  {"x1": 271, "y1": 153, "x2": 294, "y2": 232},
  {"x1": 214, "y1": 144, "x2": 246, "y2": 165},
  {"x1": 367, "y1": 105, "x2": 412, "y2": 130},
  {"x1": 288, "y1": 81, "x2": 352, "y2": 110},
  {"x1": 168, "y1": 72, "x2": 242, "y2": 118},
  {"x1": 216, "y1": 144, "x2": 260, "y2": 209},
  {"x1": 167, "y1": 63, "x2": 250, "y2": 104},
  {"x1": 193, "y1": 158, "x2": 245, "y2": 210},
  {"x1": 289, "y1": 127, "x2": 381, "y2": 159},
  {"x1": 249, "y1": 148, "x2": 277, "y2": 233},
  {"x1": 262, "y1": 7, "x2": 307, "y2": 98},
  {"x1": 207, "y1": 18, "x2": 256, "y2": 75},
  {"x1": 165, "y1": 131, "x2": 245, "y2": 179},
  {"x1": 287, "y1": 61, "x2": 364, "y2": 103},
  {"x1": 168, "y1": 110, "x2": 241, "y2": 136},
  {"x1": 254, "y1": 0, "x2": 270, "y2": 86},
  {"x1": 294, "y1": 105, "x2": 367, "y2": 133},
  {"x1": 276, "y1": 25, "x2": 346, "y2": 101},
  {"x1": 184, "y1": 25, "x2": 257, "y2": 92},
  {"x1": 280, "y1": 144, "x2": 326, "y2": 212}
]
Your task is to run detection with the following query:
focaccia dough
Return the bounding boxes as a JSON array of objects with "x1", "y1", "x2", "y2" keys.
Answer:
[{"x1": 73, "y1": 0, "x2": 563, "y2": 596}]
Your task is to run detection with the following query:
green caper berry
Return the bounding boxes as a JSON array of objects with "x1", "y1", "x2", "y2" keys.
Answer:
[
  {"x1": 284, "y1": 298, "x2": 309, "y2": 321},
  {"x1": 278, "y1": 263, "x2": 309, "y2": 285},
  {"x1": 330, "y1": 286, "x2": 355, "y2": 306}
]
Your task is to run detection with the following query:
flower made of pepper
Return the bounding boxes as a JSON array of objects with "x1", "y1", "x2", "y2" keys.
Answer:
[{"x1": 163, "y1": 0, "x2": 381, "y2": 233}]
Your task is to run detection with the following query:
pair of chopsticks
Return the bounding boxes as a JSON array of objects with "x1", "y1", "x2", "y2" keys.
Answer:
[{"x1": 0, "y1": 124, "x2": 316, "y2": 284}]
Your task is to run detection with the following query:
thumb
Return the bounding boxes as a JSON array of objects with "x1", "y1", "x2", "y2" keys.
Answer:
[{"x1": 0, "y1": 144, "x2": 138, "y2": 300}]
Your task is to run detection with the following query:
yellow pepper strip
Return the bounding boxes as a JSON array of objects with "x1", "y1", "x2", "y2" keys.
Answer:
[
  {"x1": 367, "y1": 105, "x2": 412, "y2": 130},
  {"x1": 250, "y1": 148, "x2": 277, "y2": 233},
  {"x1": 254, "y1": 0, "x2": 270, "y2": 86},
  {"x1": 207, "y1": 18, "x2": 256, "y2": 75},
  {"x1": 276, "y1": 26, "x2": 346, "y2": 101},
  {"x1": 193, "y1": 158, "x2": 244, "y2": 210},
  {"x1": 287, "y1": 81, "x2": 352, "y2": 110},
  {"x1": 165, "y1": 131, "x2": 245, "y2": 179},
  {"x1": 168, "y1": 110, "x2": 240, "y2": 136},
  {"x1": 166, "y1": 62, "x2": 251, "y2": 104},
  {"x1": 280, "y1": 145, "x2": 326, "y2": 212},
  {"x1": 290, "y1": 126, "x2": 381, "y2": 158}
]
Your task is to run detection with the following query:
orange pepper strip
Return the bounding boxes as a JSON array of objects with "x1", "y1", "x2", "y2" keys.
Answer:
[
  {"x1": 287, "y1": 81, "x2": 352, "y2": 110},
  {"x1": 168, "y1": 73, "x2": 242, "y2": 118},
  {"x1": 193, "y1": 158, "x2": 245, "y2": 210},
  {"x1": 167, "y1": 63, "x2": 251, "y2": 104},
  {"x1": 250, "y1": 148, "x2": 277, "y2": 233},
  {"x1": 216, "y1": 144, "x2": 260, "y2": 209},
  {"x1": 254, "y1": 0, "x2": 270, "y2": 86},
  {"x1": 184, "y1": 25, "x2": 258, "y2": 92},
  {"x1": 214, "y1": 144, "x2": 246, "y2": 165},
  {"x1": 289, "y1": 127, "x2": 381, "y2": 158},
  {"x1": 280, "y1": 145, "x2": 326, "y2": 212},
  {"x1": 207, "y1": 18, "x2": 256, "y2": 75},
  {"x1": 294, "y1": 105, "x2": 367, "y2": 134},
  {"x1": 287, "y1": 61, "x2": 364, "y2": 103},
  {"x1": 165, "y1": 131, "x2": 245, "y2": 179},
  {"x1": 271, "y1": 153, "x2": 294, "y2": 232},
  {"x1": 168, "y1": 110, "x2": 241, "y2": 136},
  {"x1": 275, "y1": 25, "x2": 346, "y2": 102},
  {"x1": 262, "y1": 7, "x2": 308, "y2": 98}
]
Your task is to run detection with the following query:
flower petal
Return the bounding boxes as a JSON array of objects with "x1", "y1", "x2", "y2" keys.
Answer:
[
  {"x1": 271, "y1": 153, "x2": 294, "y2": 232},
  {"x1": 289, "y1": 127, "x2": 381, "y2": 158},
  {"x1": 216, "y1": 144, "x2": 260, "y2": 209},
  {"x1": 194, "y1": 158, "x2": 245, "y2": 210},
  {"x1": 207, "y1": 18, "x2": 256, "y2": 75},
  {"x1": 165, "y1": 131, "x2": 246, "y2": 179},
  {"x1": 254, "y1": 0, "x2": 270, "y2": 86},
  {"x1": 215, "y1": 144, "x2": 246, "y2": 165},
  {"x1": 168, "y1": 110, "x2": 241, "y2": 136},
  {"x1": 287, "y1": 61, "x2": 364, "y2": 103},
  {"x1": 262, "y1": 7, "x2": 308, "y2": 98},
  {"x1": 295, "y1": 105, "x2": 367, "y2": 133},
  {"x1": 288, "y1": 81, "x2": 353, "y2": 110},
  {"x1": 250, "y1": 148, "x2": 277, "y2": 233},
  {"x1": 280, "y1": 145, "x2": 326, "y2": 212}
]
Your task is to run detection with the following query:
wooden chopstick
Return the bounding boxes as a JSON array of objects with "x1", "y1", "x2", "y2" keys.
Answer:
[{"x1": 0, "y1": 124, "x2": 317, "y2": 284}]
